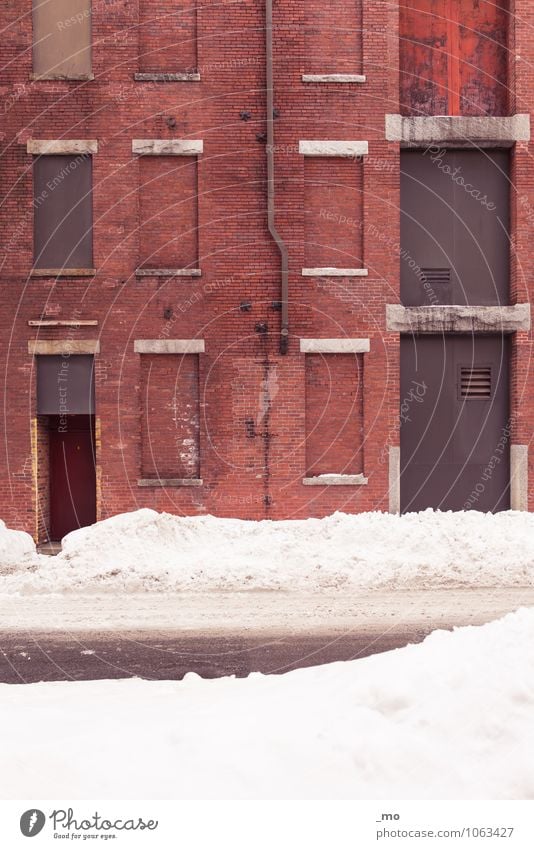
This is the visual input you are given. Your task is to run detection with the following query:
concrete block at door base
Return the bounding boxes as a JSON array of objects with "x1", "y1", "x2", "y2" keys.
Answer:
[
  {"x1": 510, "y1": 446, "x2": 529, "y2": 511},
  {"x1": 386, "y1": 304, "x2": 531, "y2": 334},
  {"x1": 303, "y1": 474, "x2": 368, "y2": 486},
  {"x1": 385, "y1": 114, "x2": 531, "y2": 145}
]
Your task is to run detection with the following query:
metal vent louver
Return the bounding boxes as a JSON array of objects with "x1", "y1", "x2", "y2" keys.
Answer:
[
  {"x1": 421, "y1": 268, "x2": 451, "y2": 286},
  {"x1": 460, "y1": 366, "x2": 492, "y2": 399}
]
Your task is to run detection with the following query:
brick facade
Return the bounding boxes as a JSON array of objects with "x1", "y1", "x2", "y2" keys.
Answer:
[{"x1": 0, "y1": 1, "x2": 532, "y2": 540}]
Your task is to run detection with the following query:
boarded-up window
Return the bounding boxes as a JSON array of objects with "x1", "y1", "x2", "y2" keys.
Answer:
[
  {"x1": 33, "y1": 154, "x2": 93, "y2": 269},
  {"x1": 139, "y1": 157, "x2": 198, "y2": 269},
  {"x1": 304, "y1": 1, "x2": 362, "y2": 75},
  {"x1": 400, "y1": 0, "x2": 509, "y2": 116},
  {"x1": 304, "y1": 158, "x2": 363, "y2": 269},
  {"x1": 36, "y1": 355, "x2": 95, "y2": 414},
  {"x1": 140, "y1": 354, "x2": 200, "y2": 479},
  {"x1": 305, "y1": 354, "x2": 364, "y2": 477},
  {"x1": 138, "y1": 1, "x2": 197, "y2": 73},
  {"x1": 33, "y1": 0, "x2": 91, "y2": 78}
]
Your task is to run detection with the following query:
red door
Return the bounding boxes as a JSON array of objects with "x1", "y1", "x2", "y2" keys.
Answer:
[{"x1": 49, "y1": 416, "x2": 96, "y2": 541}]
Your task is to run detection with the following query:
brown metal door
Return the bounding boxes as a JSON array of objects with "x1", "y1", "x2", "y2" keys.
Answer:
[
  {"x1": 400, "y1": 335, "x2": 510, "y2": 512},
  {"x1": 49, "y1": 416, "x2": 96, "y2": 540},
  {"x1": 401, "y1": 149, "x2": 509, "y2": 306}
]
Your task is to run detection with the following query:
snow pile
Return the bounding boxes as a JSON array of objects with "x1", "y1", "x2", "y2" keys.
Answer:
[
  {"x1": 1, "y1": 608, "x2": 533, "y2": 799},
  {"x1": 2, "y1": 507, "x2": 534, "y2": 594},
  {"x1": 0, "y1": 520, "x2": 41, "y2": 572}
]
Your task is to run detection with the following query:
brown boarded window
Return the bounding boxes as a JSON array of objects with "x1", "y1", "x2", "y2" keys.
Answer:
[
  {"x1": 138, "y1": 157, "x2": 198, "y2": 269},
  {"x1": 304, "y1": 1, "x2": 362, "y2": 75},
  {"x1": 32, "y1": 0, "x2": 92, "y2": 78},
  {"x1": 33, "y1": 154, "x2": 93, "y2": 270},
  {"x1": 304, "y1": 158, "x2": 363, "y2": 269},
  {"x1": 140, "y1": 354, "x2": 200, "y2": 479},
  {"x1": 305, "y1": 354, "x2": 364, "y2": 477},
  {"x1": 36, "y1": 355, "x2": 95, "y2": 414},
  {"x1": 138, "y1": 1, "x2": 197, "y2": 73}
]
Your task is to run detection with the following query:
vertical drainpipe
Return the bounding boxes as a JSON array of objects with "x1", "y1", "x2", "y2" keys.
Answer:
[{"x1": 266, "y1": 0, "x2": 289, "y2": 355}]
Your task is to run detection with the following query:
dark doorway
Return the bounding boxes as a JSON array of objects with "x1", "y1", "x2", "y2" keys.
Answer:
[
  {"x1": 400, "y1": 335, "x2": 510, "y2": 512},
  {"x1": 49, "y1": 415, "x2": 96, "y2": 540},
  {"x1": 401, "y1": 149, "x2": 510, "y2": 306}
]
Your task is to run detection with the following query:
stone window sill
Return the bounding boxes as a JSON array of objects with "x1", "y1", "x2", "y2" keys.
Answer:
[
  {"x1": 137, "y1": 478, "x2": 203, "y2": 487},
  {"x1": 302, "y1": 474, "x2": 368, "y2": 486}
]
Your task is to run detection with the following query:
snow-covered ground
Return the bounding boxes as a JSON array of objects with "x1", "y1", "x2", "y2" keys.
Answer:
[
  {"x1": 1, "y1": 608, "x2": 533, "y2": 799},
  {"x1": 1, "y1": 508, "x2": 534, "y2": 594}
]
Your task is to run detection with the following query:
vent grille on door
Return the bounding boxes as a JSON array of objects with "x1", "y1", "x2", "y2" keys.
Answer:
[
  {"x1": 460, "y1": 366, "x2": 492, "y2": 399},
  {"x1": 421, "y1": 268, "x2": 451, "y2": 286}
]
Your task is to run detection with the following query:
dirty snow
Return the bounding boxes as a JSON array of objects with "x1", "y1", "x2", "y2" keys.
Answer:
[
  {"x1": 1, "y1": 608, "x2": 533, "y2": 799},
  {"x1": 1, "y1": 508, "x2": 534, "y2": 594}
]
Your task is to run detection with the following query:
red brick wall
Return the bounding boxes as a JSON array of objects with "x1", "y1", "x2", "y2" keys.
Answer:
[{"x1": 0, "y1": 0, "x2": 531, "y2": 536}]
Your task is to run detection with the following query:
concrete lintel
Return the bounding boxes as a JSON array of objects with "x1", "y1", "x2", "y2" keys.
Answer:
[
  {"x1": 510, "y1": 445, "x2": 529, "y2": 511},
  {"x1": 299, "y1": 140, "x2": 368, "y2": 157},
  {"x1": 389, "y1": 446, "x2": 401, "y2": 514},
  {"x1": 386, "y1": 304, "x2": 531, "y2": 334},
  {"x1": 385, "y1": 114, "x2": 530, "y2": 145},
  {"x1": 134, "y1": 72, "x2": 200, "y2": 82},
  {"x1": 27, "y1": 139, "x2": 98, "y2": 155},
  {"x1": 30, "y1": 268, "x2": 96, "y2": 277},
  {"x1": 28, "y1": 320, "x2": 98, "y2": 327},
  {"x1": 28, "y1": 340, "x2": 100, "y2": 355},
  {"x1": 135, "y1": 268, "x2": 202, "y2": 277},
  {"x1": 303, "y1": 474, "x2": 368, "y2": 486},
  {"x1": 134, "y1": 339, "x2": 205, "y2": 354},
  {"x1": 137, "y1": 478, "x2": 203, "y2": 487},
  {"x1": 300, "y1": 338, "x2": 370, "y2": 354},
  {"x1": 302, "y1": 74, "x2": 366, "y2": 84},
  {"x1": 132, "y1": 139, "x2": 203, "y2": 156},
  {"x1": 302, "y1": 267, "x2": 368, "y2": 277}
]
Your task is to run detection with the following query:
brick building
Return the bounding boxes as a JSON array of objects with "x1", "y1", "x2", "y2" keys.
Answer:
[{"x1": 0, "y1": 1, "x2": 532, "y2": 543}]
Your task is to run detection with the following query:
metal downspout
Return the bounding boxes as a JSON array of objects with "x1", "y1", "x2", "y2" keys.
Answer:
[{"x1": 266, "y1": 0, "x2": 289, "y2": 355}]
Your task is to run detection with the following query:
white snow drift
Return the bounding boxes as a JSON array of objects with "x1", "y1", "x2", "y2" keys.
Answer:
[
  {"x1": 1, "y1": 508, "x2": 534, "y2": 593},
  {"x1": 1, "y1": 608, "x2": 533, "y2": 799}
]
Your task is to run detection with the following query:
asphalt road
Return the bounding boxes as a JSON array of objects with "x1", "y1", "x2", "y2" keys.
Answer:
[{"x1": 1, "y1": 587, "x2": 532, "y2": 683}]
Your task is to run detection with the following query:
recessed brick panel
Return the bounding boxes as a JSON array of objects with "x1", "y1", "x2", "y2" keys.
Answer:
[
  {"x1": 305, "y1": 353, "x2": 364, "y2": 476},
  {"x1": 304, "y1": 157, "x2": 363, "y2": 269},
  {"x1": 138, "y1": 0, "x2": 197, "y2": 73},
  {"x1": 138, "y1": 156, "x2": 198, "y2": 269},
  {"x1": 140, "y1": 354, "x2": 200, "y2": 479},
  {"x1": 304, "y1": 0, "x2": 362, "y2": 75}
]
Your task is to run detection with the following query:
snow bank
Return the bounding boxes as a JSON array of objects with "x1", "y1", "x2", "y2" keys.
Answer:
[
  {"x1": 1, "y1": 608, "x2": 533, "y2": 799},
  {"x1": 1, "y1": 507, "x2": 534, "y2": 594},
  {"x1": 0, "y1": 520, "x2": 41, "y2": 572}
]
